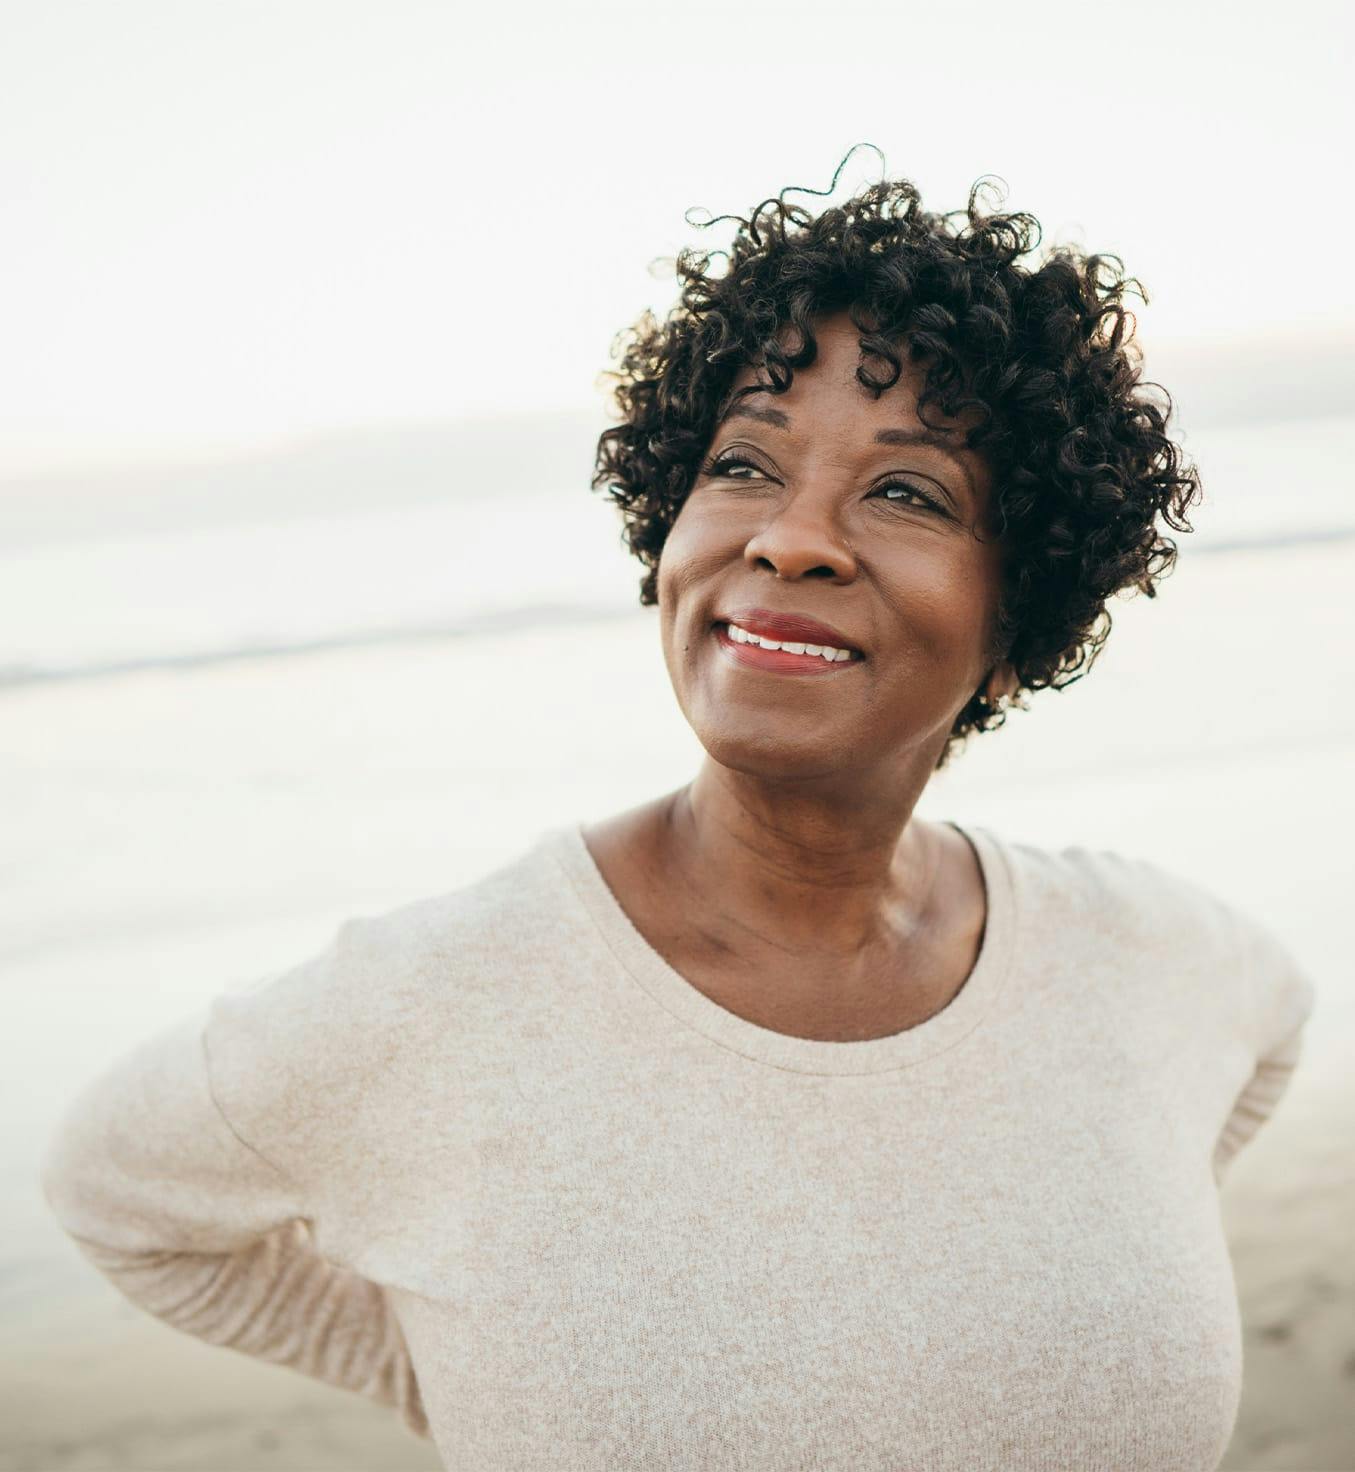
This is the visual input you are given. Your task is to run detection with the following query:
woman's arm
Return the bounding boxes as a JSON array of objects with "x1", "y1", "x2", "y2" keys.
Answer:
[
  {"x1": 1212, "y1": 1019, "x2": 1307, "y2": 1185},
  {"x1": 38, "y1": 997, "x2": 429, "y2": 1438},
  {"x1": 1211, "y1": 916, "x2": 1318, "y2": 1187}
]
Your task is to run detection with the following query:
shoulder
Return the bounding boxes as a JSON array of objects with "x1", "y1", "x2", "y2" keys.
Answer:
[
  {"x1": 990, "y1": 828, "x2": 1316, "y2": 1052},
  {"x1": 994, "y1": 829, "x2": 1245, "y2": 945},
  {"x1": 220, "y1": 828, "x2": 567, "y2": 1017},
  {"x1": 202, "y1": 829, "x2": 570, "y2": 1157}
]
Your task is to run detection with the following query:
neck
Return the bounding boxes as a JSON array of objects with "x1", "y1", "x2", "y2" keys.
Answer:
[{"x1": 656, "y1": 761, "x2": 941, "y2": 959}]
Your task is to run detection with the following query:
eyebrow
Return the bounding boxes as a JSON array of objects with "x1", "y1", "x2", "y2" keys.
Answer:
[{"x1": 717, "y1": 401, "x2": 976, "y2": 499}]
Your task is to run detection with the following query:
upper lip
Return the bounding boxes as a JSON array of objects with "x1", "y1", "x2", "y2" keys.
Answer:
[{"x1": 716, "y1": 606, "x2": 865, "y2": 656}]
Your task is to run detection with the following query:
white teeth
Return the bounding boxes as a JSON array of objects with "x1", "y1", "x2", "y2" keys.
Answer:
[{"x1": 724, "y1": 621, "x2": 855, "y2": 662}]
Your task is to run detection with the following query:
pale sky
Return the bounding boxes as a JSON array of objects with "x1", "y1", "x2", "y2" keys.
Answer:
[{"x1": 2, "y1": 0, "x2": 1351, "y2": 474}]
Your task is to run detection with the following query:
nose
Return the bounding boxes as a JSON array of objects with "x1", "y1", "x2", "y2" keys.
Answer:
[{"x1": 742, "y1": 493, "x2": 858, "y2": 581}]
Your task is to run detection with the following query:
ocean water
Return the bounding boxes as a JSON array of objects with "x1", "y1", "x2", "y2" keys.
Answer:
[{"x1": 1, "y1": 412, "x2": 1350, "y2": 683}]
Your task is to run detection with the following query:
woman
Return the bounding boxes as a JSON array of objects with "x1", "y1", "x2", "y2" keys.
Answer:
[{"x1": 40, "y1": 162, "x2": 1315, "y2": 1471}]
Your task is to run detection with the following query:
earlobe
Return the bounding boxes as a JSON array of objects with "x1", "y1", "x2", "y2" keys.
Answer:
[{"x1": 980, "y1": 661, "x2": 1021, "y2": 708}]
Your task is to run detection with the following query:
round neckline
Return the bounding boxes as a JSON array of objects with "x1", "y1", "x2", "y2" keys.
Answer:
[{"x1": 543, "y1": 816, "x2": 1018, "y2": 1075}]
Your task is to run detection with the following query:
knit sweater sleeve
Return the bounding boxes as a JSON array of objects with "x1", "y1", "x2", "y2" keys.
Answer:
[
  {"x1": 37, "y1": 918, "x2": 429, "y2": 1439},
  {"x1": 1211, "y1": 912, "x2": 1318, "y2": 1186}
]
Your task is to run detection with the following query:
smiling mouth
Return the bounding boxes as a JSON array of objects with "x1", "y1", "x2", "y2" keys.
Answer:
[{"x1": 711, "y1": 621, "x2": 865, "y2": 675}]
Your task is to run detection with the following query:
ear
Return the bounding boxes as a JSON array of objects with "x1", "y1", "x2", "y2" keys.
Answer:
[{"x1": 981, "y1": 660, "x2": 1020, "y2": 705}]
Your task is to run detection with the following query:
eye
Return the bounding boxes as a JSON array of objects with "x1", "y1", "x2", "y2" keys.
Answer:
[
  {"x1": 701, "y1": 452, "x2": 947, "y2": 515},
  {"x1": 870, "y1": 481, "x2": 947, "y2": 514},
  {"x1": 701, "y1": 452, "x2": 765, "y2": 480}
]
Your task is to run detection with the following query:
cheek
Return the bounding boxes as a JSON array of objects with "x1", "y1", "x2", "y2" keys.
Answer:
[
  {"x1": 887, "y1": 551, "x2": 992, "y2": 658},
  {"x1": 871, "y1": 564, "x2": 1000, "y2": 706},
  {"x1": 655, "y1": 501, "x2": 694, "y2": 596},
  {"x1": 657, "y1": 501, "x2": 725, "y2": 608},
  {"x1": 655, "y1": 516, "x2": 703, "y2": 666}
]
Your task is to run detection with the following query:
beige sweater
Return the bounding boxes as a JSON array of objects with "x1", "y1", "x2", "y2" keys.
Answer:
[{"x1": 39, "y1": 820, "x2": 1315, "y2": 1471}]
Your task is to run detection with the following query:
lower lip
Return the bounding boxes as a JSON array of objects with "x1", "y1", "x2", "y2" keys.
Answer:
[{"x1": 712, "y1": 623, "x2": 864, "y2": 676}]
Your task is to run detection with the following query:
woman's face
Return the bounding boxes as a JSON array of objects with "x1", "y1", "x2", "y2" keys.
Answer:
[{"x1": 656, "y1": 310, "x2": 1008, "y2": 783}]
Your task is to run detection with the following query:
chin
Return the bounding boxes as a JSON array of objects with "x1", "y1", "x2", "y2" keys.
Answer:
[{"x1": 695, "y1": 727, "x2": 863, "y2": 779}]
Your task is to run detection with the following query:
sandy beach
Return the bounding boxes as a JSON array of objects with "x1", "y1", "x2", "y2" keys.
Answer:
[{"x1": 3, "y1": 535, "x2": 1353, "y2": 1471}]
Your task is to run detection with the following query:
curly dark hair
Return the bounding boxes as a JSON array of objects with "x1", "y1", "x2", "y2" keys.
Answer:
[{"x1": 591, "y1": 146, "x2": 1202, "y2": 770}]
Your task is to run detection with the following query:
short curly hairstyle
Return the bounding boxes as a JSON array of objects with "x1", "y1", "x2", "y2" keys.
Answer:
[{"x1": 591, "y1": 147, "x2": 1201, "y2": 769}]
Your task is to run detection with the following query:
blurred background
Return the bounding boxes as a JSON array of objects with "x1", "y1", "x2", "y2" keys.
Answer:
[{"x1": 3, "y1": 1, "x2": 1352, "y2": 1468}]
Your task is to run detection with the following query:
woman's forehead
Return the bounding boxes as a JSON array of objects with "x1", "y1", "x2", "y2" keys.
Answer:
[
  {"x1": 726, "y1": 315, "x2": 968, "y2": 420},
  {"x1": 722, "y1": 356, "x2": 977, "y2": 443}
]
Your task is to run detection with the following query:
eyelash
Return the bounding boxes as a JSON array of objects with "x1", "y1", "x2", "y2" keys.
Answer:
[{"x1": 700, "y1": 452, "x2": 946, "y2": 515}]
